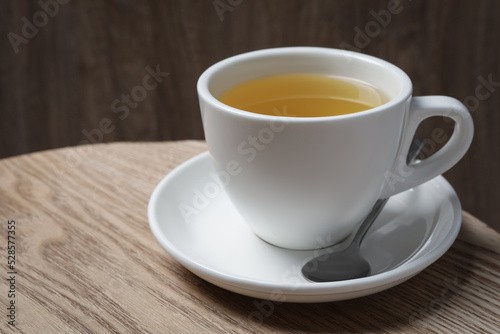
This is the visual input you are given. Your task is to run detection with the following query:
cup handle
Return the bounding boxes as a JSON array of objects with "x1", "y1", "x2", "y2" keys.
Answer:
[{"x1": 380, "y1": 96, "x2": 474, "y2": 198}]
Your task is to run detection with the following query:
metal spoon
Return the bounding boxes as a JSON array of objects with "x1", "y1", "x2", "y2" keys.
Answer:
[
  {"x1": 302, "y1": 139, "x2": 424, "y2": 282},
  {"x1": 301, "y1": 198, "x2": 388, "y2": 282}
]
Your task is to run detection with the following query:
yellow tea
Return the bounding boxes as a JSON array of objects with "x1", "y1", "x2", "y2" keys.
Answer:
[{"x1": 218, "y1": 74, "x2": 388, "y2": 117}]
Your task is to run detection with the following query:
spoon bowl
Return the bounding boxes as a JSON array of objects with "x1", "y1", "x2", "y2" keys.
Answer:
[{"x1": 302, "y1": 246, "x2": 371, "y2": 282}]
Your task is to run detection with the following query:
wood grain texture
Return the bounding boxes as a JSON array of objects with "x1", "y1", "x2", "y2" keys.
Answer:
[
  {"x1": 0, "y1": 141, "x2": 499, "y2": 333},
  {"x1": 0, "y1": 2, "x2": 499, "y2": 229}
]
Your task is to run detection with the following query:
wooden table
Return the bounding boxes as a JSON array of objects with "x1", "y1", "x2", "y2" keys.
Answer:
[{"x1": 1, "y1": 141, "x2": 499, "y2": 333}]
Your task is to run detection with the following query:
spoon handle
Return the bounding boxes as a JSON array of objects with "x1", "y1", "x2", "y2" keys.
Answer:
[
  {"x1": 351, "y1": 198, "x2": 388, "y2": 246},
  {"x1": 352, "y1": 138, "x2": 425, "y2": 247}
]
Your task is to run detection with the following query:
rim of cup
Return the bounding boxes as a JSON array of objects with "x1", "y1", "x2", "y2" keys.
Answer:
[{"x1": 197, "y1": 46, "x2": 413, "y2": 122}]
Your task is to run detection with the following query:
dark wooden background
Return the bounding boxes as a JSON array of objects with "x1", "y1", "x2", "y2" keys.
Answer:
[{"x1": 1, "y1": 0, "x2": 499, "y2": 231}]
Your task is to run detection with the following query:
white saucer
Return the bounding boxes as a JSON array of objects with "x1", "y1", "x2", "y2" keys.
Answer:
[{"x1": 148, "y1": 152, "x2": 462, "y2": 303}]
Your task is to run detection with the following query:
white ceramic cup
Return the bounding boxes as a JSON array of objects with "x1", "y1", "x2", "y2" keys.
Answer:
[{"x1": 197, "y1": 47, "x2": 474, "y2": 250}]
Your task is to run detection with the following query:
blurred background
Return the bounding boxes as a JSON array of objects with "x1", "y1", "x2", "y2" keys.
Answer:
[{"x1": 1, "y1": 0, "x2": 499, "y2": 231}]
